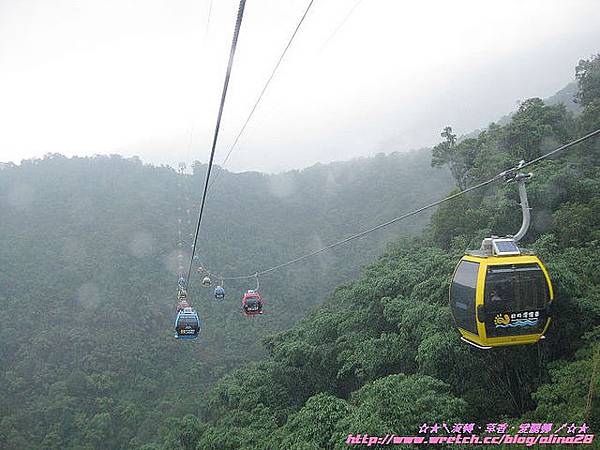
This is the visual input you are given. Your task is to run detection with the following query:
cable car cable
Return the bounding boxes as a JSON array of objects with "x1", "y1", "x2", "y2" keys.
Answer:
[
  {"x1": 516, "y1": 127, "x2": 600, "y2": 171},
  {"x1": 207, "y1": 0, "x2": 316, "y2": 193},
  {"x1": 200, "y1": 127, "x2": 600, "y2": 281},
  {"x1": 206, "y1": 0, "x2": 213, "y2": 39},
  {"x1": 320, "y1": 0, "x2": 364, "y2": 51},
  {"x1": 202, "y1": 175, "x2": 500, "y2": 281},
  {"x1": 186, "y1": 0, "x2": 248, "y2": 285}
]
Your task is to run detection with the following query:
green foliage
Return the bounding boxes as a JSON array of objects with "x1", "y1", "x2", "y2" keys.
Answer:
[
  {"x1": 274, "y1": 393, "x2": 350, "y2": 449},
  {"x1": 332, "y1": 374, "x2": 467, "y2": 444},
  {"x1": 431, "y1": 126, "x2": 476, "y2": 189},
  {"x1": 0, "y1": 150, "x2": 452, "y2": 449},
  {"x1": 429, "y1": 190, "x2": 482, "y2": 249},
  {"x1": 552, "y1": 199, "x2": 600, "y2": 248},
  {"x1": 575, "y1": 54, "x2": 600, "y2": 107},
  {"x1": 161, "y1": 57, "x2": 600, "y2": 449},
  {"x1": 502, "y1": 98, "x2": 574, "y2": 161},
  {"x1": 3, "y1": 56, "x2": 600, "y2": 449}
]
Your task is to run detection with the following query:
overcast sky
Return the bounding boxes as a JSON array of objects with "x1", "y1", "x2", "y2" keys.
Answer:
[{"x1": 1, "y1": 0, "x2": 598, "y2": 173}]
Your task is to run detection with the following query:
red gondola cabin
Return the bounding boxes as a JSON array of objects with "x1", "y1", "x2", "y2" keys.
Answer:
[{"x1": 242, "y1": 290, "x2": 263, "y2": 316}]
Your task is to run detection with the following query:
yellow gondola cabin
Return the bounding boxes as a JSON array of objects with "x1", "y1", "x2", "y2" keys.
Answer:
[{"x1": 450, "y1": 237, "x2": 554, "y2": 349}]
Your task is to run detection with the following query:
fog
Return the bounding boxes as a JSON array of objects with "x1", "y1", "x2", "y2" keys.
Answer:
[{"x1": 1, "y1": 0, "x2": 598, "y2": 173}]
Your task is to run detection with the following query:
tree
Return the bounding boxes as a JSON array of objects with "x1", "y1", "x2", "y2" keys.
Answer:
[
  {"x1": 273, "y1": 394, "x2": 350, "y2": 450},
  {"x1": 501, "y1": 98, "x2": 574, "y2": 161},
  {"x1": 531, "y1": 346, "x2": 600, "y2": 429},
  {"x1": 431, "y1": 127, "x2": 481, "y2": 189},
  {"x1": 332, "y1": 374, "x2": 467, "y2": 449},
  {"x1": 575, "y1": 54, "x2": 600, "y2": 107}
]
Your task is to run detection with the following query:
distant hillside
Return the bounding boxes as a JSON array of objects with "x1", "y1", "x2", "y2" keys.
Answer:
[
  {"x1": 155, "y1": 54, "x2": 600, "y2": 450},
  {"x1": 0, "y1": 148, "x2": 453, "y2": 449},
  {"x1": 4, "y1": 51, "x2": 597, "y2": 450},
  {"x1": 545, "y1": 81, "x2": 581, "y2": 113},
  {"x1": 462, "y1": 81, "x2": 582, "y2": 141}
]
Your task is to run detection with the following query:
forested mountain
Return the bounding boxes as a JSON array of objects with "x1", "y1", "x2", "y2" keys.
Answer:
[
  {"x1": 151, "y1": 55, "x2": 600, "y2": 449},
  {"x1": 0, "y1": 143, "x2": 452, "y2": 448},
  {"x1": 545, "y1": 81, "x2": 581, "y2": 113},
  {"x1": 1, "y1": 53, "x2": 599, "y2": 450}
]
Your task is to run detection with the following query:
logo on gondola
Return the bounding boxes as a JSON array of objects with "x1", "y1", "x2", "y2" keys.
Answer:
[
  {"x1": 179, "y1": 329, "x2": 195, "y2": 334},
  {"x1": 494, "y1": 311, "x2": 539, "y2": 328}
]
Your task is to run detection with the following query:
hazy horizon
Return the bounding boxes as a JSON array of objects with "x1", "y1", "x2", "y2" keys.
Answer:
[{"x1": 1, "y1": 0, "x2": 598, "y2": 172}]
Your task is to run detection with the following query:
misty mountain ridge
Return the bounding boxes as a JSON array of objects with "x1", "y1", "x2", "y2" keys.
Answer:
[{"x1": 2, "y1": 52, "x2": 599, "y2": 449}]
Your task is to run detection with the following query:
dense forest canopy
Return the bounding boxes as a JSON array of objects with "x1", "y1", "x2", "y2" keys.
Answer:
[
  {"x1": 0, "y1": 143, "x2": 451, "y2": 448},
  {"x1": 1, "y1": 54, "x2": 599, "y2": 449},
  {"x1": 156, "y1": 54, "x2": 599, "y2": 450}
]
